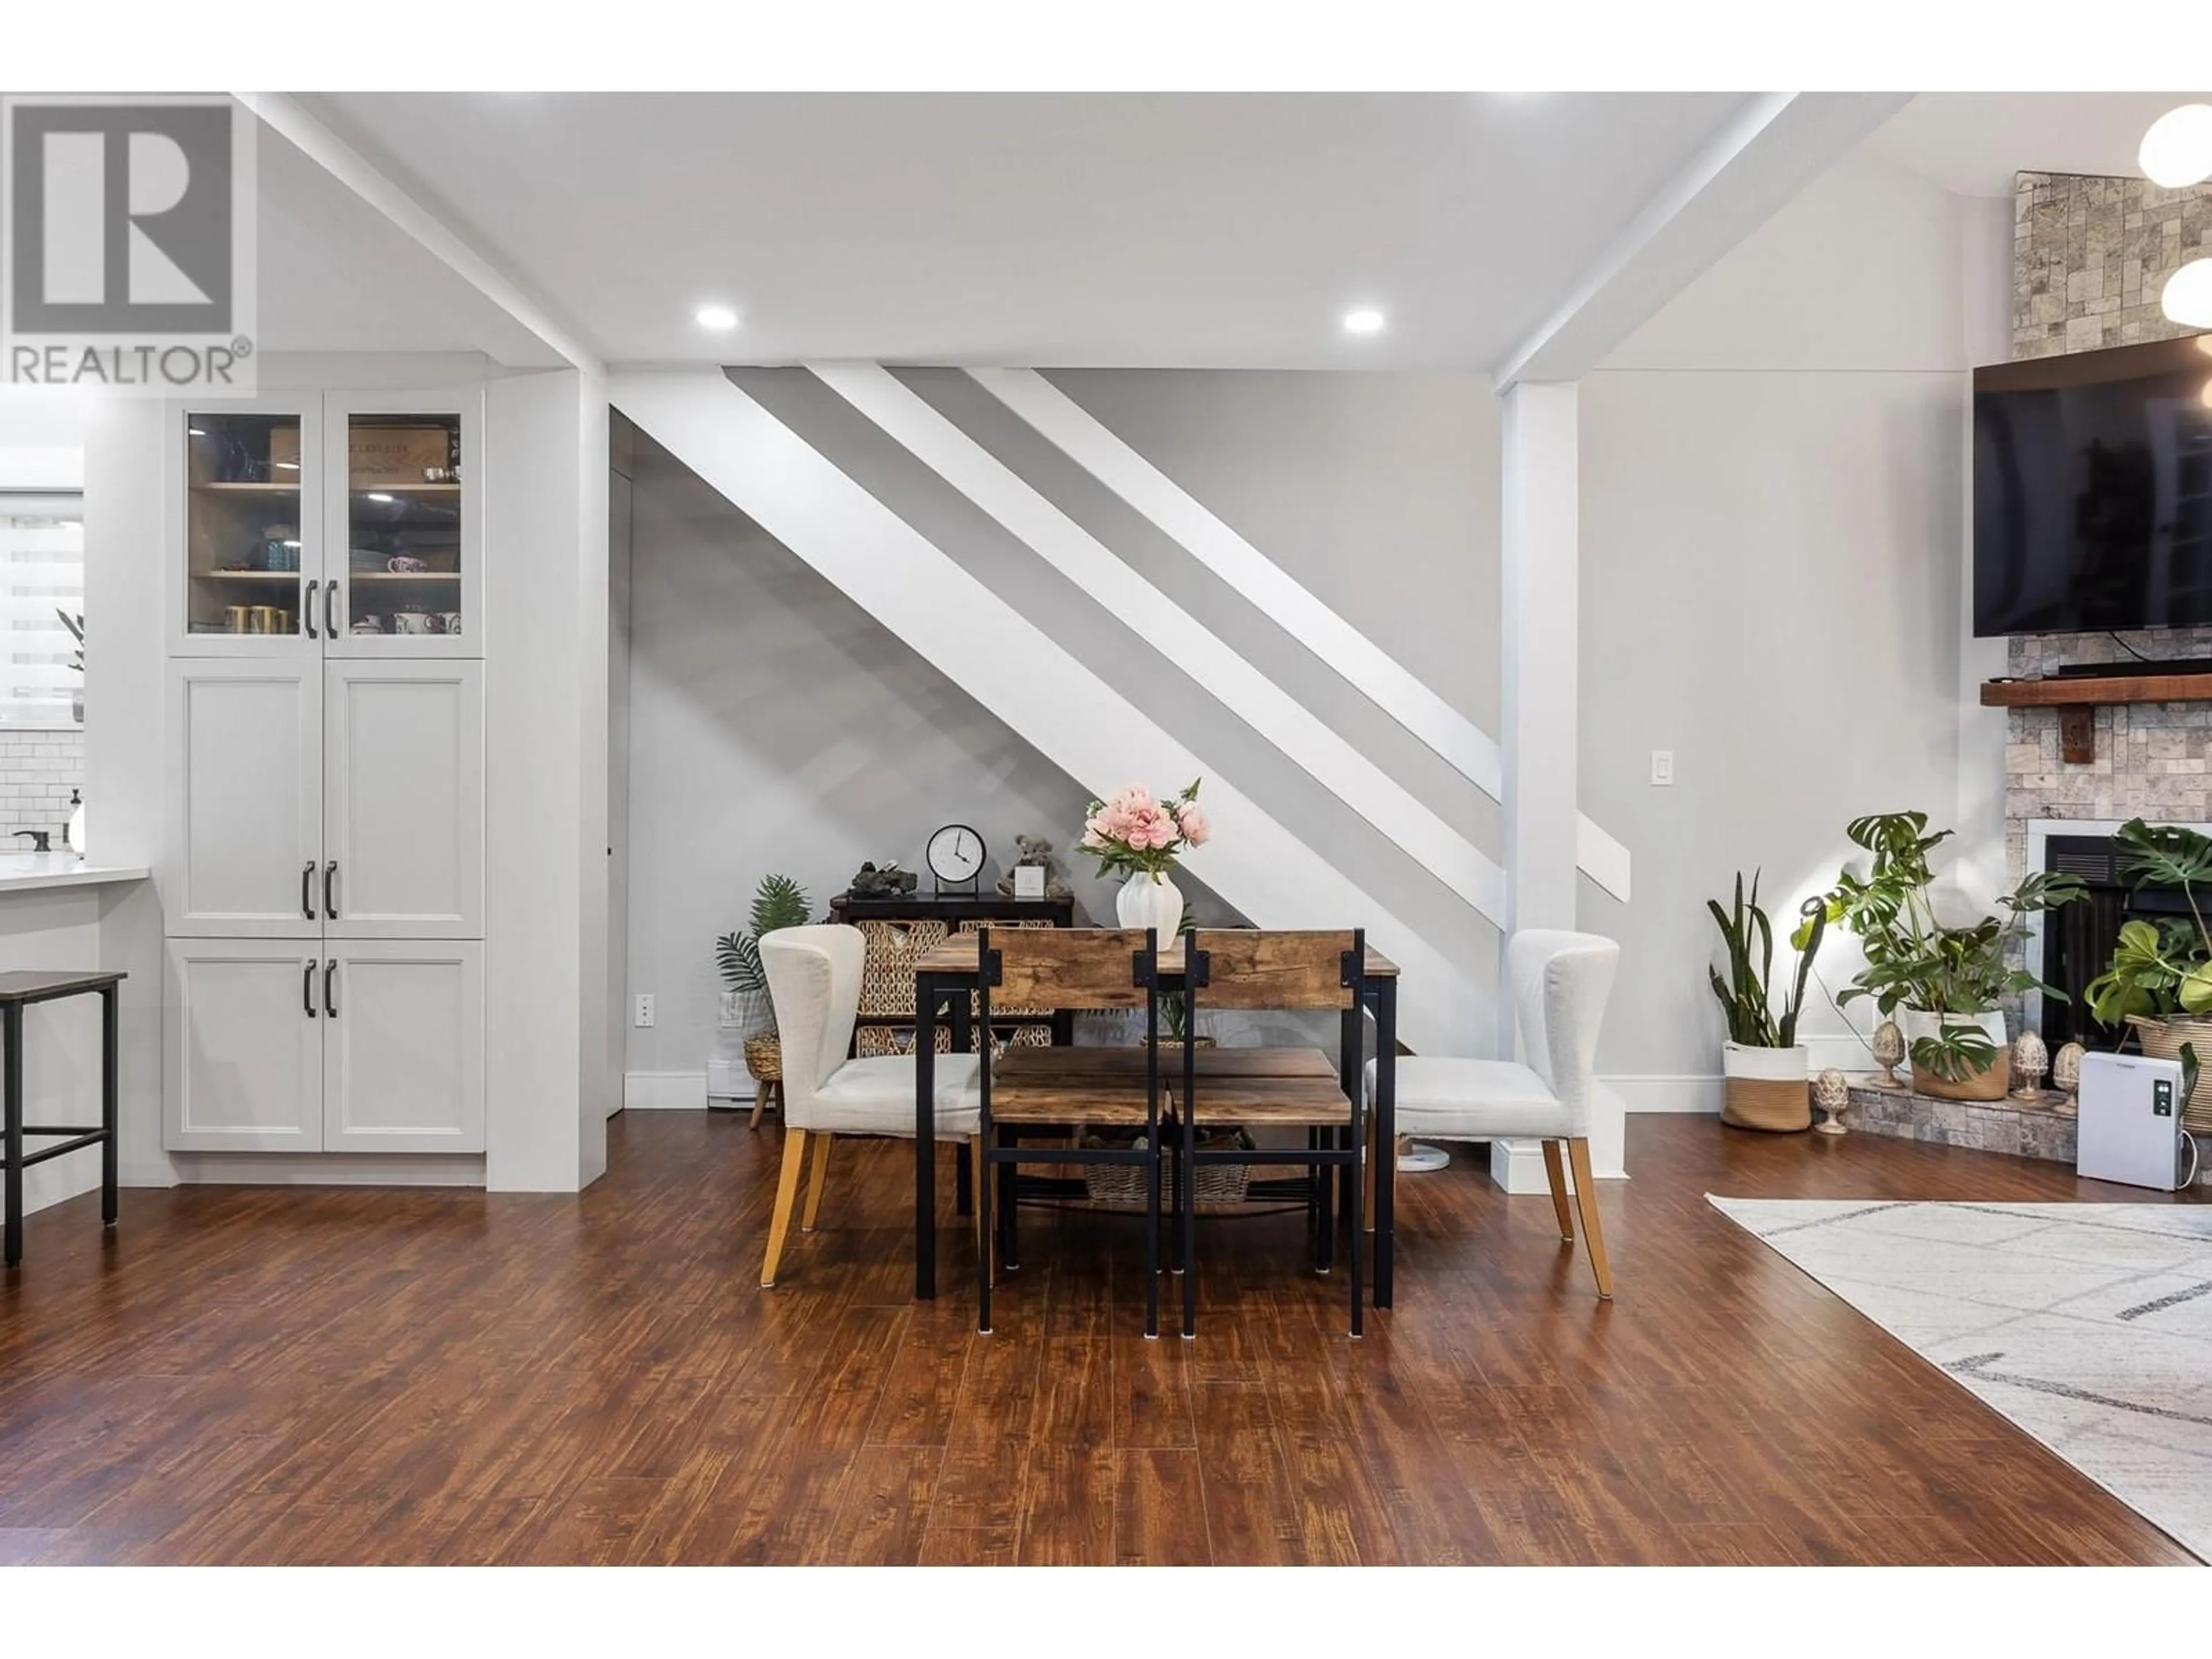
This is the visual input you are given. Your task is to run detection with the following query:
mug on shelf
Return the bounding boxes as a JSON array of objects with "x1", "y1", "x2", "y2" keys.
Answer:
[
  {"x1": 351, "y1": 615, "x2": 387, "y2": 635},
  {"x1": 386, "y1": 555, "x2": 428, "y2": 573},
  {"x1": 392, "y1": 611, "x2": 442, "y2": 635},
  {"x1": 247, "y1": 605, "x2": 290, "y2": 635},
  {"x1": 224, "y1": 605, "x2": 251, "y2": 634},
  {"x1": 438, "y1": 612, "x2": 463, "y2": 635}
]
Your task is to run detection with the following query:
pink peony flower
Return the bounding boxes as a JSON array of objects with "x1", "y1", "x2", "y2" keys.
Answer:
[{"x1": 1175, "y1": 802, "x2": 1210, "y2": 846}]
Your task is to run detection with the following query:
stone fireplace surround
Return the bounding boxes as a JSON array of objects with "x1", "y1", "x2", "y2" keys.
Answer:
[{"x1": 1988, "y1": 172, "x2": 2212, "y2": 1182}]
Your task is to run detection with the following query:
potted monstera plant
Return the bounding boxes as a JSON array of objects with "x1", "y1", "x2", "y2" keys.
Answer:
[
  {"x1": 1709, "y1": 872, "x2": 1826, "y2": 1130},
  {"x1": 1808, "y1": 812, "x2": 2083, "y2": 1100},
  {"x1": 2084, "y1": 819, "x2": 2212, "y2": 1129}
]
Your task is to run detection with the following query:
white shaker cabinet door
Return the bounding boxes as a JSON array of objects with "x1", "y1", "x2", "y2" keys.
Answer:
[
  {"x1": 323, "y1": 660, "x2": 484, "y2": 939},
  {"x1": 165, "y1": 938, "x2": 325, "y2": 1152},
  {"x1": 321, "y1": 941, "x2": 485, "y2": 1153},
  {"x1": 164, "y1": 661, "x2": 324, "y2": 937}
]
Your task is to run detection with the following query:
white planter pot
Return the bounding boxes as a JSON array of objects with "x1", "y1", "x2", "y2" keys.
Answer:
[
  {"x1": 1115, "y1": 870, "x2": 1184, "y2": 940},
  {"x1": 1721, "y1": 1043, "x2": 1810, "y2": 1082},
  {"x1": 1899, "y1": 1009, "x2": 2009, "y2": 1100},
  {"x1": 1720, "y1": 1042, "x2": 1811, "y2": 1131}
]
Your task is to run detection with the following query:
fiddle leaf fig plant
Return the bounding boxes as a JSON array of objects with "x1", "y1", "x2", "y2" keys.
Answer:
[{"x1": 2082, "y1": 819, "x2": 2212, "y2": 1025}]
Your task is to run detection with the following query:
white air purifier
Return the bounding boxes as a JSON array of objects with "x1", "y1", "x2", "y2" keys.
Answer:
[{"x1": 2077, "y1": 1051, "x2": 2199, "y2": 1191}]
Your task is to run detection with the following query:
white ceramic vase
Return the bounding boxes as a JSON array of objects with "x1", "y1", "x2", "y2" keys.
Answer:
[{"x1": 1115, "y1": 870, "x2": 1184, "y2": 940}]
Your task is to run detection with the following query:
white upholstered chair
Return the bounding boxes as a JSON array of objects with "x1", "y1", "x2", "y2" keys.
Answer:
[
  {"x1": 757, "y1": 924, "x2": 982, "y2": 1287},
  {"x1": 1364, "y1": 930, "x2": 1620, "y2": 1299}
]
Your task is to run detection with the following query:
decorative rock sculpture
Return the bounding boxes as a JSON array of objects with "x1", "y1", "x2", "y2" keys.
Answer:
[
  {"x1": 2010, "y1": 1029, "x2": 2050, "y2": 1100},
  {"x1": 994, "y1": 834, "x2": 1073, "y2": 899},
  {"x1": 1812, "y1": 1067, "x2": 1850, "y2": 1137},
  {"x1": 846, "y1": 860, "x2": 918, "y2": 899},
  {"x1": 1870, "y1": 1018, "x2": 1906, "y2": 1090},
  {"x1": 2051, "y1": 1040, "x2": 2086, "y2": 1112}
]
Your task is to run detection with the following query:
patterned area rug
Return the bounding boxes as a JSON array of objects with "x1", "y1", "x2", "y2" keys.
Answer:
[{"x1": 1709, "y1": 1197, "x2": 2212, "y2": 1564}]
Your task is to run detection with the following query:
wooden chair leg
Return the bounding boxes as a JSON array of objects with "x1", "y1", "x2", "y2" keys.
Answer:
[
  {"x1": 801, "y1": 1131, "x2": 833, "y2": 1232},
  {"x1": 1541, "y1": 1139, "x2": 1575, "y2": 1243},
  {"x1": 759, "y1": 1127, "x2": 809, "y2": 1288},
  {"x1": 1565, "y1": 1138, "x2": 1613, "y2": 1301},
  {"x1": 971, "y1": 1135, "x2": 992, "y2": 1283}
]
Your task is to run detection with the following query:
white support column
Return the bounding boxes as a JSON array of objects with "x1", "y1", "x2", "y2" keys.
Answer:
[{"x1": 1494, "y1": 381, "x2": 1611, "y2": 1190}]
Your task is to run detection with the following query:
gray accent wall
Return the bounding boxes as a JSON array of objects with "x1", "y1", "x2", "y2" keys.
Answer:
[{"x1": 622, "y1": 370, "x2": 1503, "y2": 1084}]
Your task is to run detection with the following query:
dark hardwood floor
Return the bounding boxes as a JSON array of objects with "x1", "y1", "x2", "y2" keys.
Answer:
[{"x1": 0, "y1": 1112, "x2": 2200, "y2": 1565}]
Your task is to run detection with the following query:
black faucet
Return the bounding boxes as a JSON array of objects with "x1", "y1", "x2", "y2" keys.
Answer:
[{"x1": 12, "y1": 831, "x2": 49, "y2": 853}]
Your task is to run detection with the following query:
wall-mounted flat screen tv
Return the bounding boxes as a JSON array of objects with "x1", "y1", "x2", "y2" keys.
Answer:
[{"x1": 1974, "y1": 334, "x2": 2212, "y2": 637}]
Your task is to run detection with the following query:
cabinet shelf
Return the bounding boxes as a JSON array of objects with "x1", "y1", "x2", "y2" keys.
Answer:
[
  {"x1": 353, "y1": 483, "x2": 460, "y2": 495},
  {"x1": 194, "y1": 570, "x2": 304, "y2": 582},
  {"x1": 349, "y1": 571, "x2": 461, "y2": 583},
  {"x1": 192, "y1": 481, "x2": 301, "y2": 494}
]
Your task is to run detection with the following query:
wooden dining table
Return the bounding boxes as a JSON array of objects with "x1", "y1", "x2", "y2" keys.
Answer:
[{"x1": 909, "y1": 934, "x2": 1401, "y2": 1307}]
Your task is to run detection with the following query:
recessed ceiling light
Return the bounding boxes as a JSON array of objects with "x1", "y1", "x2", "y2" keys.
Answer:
[
  {"x1": 1342, "y1": 308, "x2": 1386, "y2": 336},
  {"x1": 695, "y1": 304, "x2": 740, "y2": 332},
  {"x1": 2140, "y1": 104, "x2": 2212, "y2": 189}
]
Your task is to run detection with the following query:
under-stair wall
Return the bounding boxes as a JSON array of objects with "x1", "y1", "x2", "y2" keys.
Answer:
[{"x1": 614, "y1": 366, "x2": 1633, "y2": 1165}]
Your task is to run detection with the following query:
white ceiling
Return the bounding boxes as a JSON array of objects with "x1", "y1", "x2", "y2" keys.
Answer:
[
  {"x1": 256, "y1": 123, "x2": 559, "y2": 366},
  {"x1": 287, "y1": 92, "x2": 1756, "y2": 370},
  {"x1": 1864, "y1": 91, "x2": 2212, "y2": 197}
]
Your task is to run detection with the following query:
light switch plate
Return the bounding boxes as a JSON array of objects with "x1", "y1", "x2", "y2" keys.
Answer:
[{"x1": 1650, "y1": 750, "x2": 1675, "y2": 786}]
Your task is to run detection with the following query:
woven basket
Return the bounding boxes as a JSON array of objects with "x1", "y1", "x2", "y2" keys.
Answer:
[
  {"x1": 1084, "y1": 1130, "x2": 1252, "y2": 1209},
  {"x1": 2127, "y1": 1016, "x2": 2212, "y2": 1133},
  {"x1": 855, "y1": 919, "x2": 948, "y2": 1016},
  {"x1": 1722, "y1": 1076, "x2": 1812, "y2": 1132},
  {"x1": 743, "y1": 1035, "x2": 782, "y2": 1084}
]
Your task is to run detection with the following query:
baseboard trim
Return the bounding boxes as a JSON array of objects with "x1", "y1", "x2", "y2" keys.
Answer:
[
  {"x1": 626, "y1": 1070, "x2": 710, "y2": 1111},
  {"x1": 169, "y1": 1153, "x2": 486, "y2": 1187},
  {"x1": 1605, "y1": 1075, "x2": 1725, "y2": 1115}
]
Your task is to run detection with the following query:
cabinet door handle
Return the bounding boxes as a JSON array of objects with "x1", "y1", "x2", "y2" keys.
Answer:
[
  {"x1": 325, "y1": 859, "x2": 338, "y2": 921},
  {"x1": 304, "y1": 584, "x2": 317, "y2": 640},
  {"x1": 324, "y1": 958, "x2": 337, "y2": 1018},
  {"x1": 324, "y1": 579, "x2": 339, "y2": 639},
  {"x1": 304, "y1": 960, "x2": 317, "y2": 1018},
  {"x1": 302, "y1": 860, "x2": 317, "y2": 919}
]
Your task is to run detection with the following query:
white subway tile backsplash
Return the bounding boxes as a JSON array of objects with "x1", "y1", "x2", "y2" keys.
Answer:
[{"x1": 0, "y1": 728, "x2": 81, "y2": 839}]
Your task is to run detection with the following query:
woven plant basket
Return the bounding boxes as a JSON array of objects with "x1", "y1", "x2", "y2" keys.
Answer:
[
  {"x1": 743, "y1": 1035, "x2": 782, "y2": 1084},
  {"x1": 2127, "y1": 1016, "x2": 2212, "y2": 1134},
  {"x1": 1083, "y1": 1130, "x2": 1252, "y2": 1209},
  {"x1": 1721, "y1": 1043, "x2": 1810, "y2": 1132},
  {"x1": 1900, "y1": 1010, "x2": 2009, "y2": 1103},
  {"x1": 854, "y1": 919, "x2": 948, "y2": 1017}
]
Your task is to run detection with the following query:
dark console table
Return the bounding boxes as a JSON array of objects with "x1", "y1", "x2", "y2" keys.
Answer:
[{"x1": 827, "y1": 894, "x2": 1078, "y2": 1051}]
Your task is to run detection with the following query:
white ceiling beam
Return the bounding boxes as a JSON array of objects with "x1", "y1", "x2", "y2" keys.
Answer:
[
  {"x1": 1491, "y1": 92, "x2": 1914, "y2": 391},
  {"x1": 234, "y1": 92, "x2": 605, "y2": 377}
]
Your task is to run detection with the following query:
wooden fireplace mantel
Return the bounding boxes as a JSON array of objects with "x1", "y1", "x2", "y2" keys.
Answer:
[{"x1": 1981, "y1": 671, "x2": 2212, "y2": 763}]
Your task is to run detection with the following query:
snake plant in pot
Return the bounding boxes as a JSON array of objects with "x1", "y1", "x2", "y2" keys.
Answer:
[
  {"x1": 1806, "y1": 812, "x2": 2084, "y2": 1101},
  {"x1": 2083, "y1": 819, "x2": 2212, "y2": 1132},
  {"x1": 1708, "y1": 872, "x2": 1826, "y2": 1131}
]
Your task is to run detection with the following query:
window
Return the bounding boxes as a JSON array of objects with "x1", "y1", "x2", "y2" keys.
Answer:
[{"x1": 0, "y1": 493, "x2": 84, "y2": 729}]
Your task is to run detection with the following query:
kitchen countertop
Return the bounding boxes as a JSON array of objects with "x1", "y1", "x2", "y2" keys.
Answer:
[{"x1": 0, "y1": 853, "x2": 150, "y2": 894}]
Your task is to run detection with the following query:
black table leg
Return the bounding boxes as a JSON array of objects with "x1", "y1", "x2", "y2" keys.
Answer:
[
  {"x1": 955, "y1": 1138, "x2": 974, "y2": 1218},
  {"x1": 915, "y1": 972, "x2": 941, "y2": 1301},
  {"x1": 3, "y1": 1002, "x2": 20, "y2": 1268},
  {"x1": 1373, "y1": 977, "x2": 1397, "y2": 1307},
  {"x1": 100, "y1": 985, "x2": 118, "y2": 1228}
]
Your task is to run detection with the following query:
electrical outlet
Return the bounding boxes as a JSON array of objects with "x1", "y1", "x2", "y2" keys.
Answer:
[
  {"x1": 634, "y1": 993, "x2": 656, "y2": 1028},
  {"x1": 1650, "y1": 749, "x2": 1675, "y2": 787}
]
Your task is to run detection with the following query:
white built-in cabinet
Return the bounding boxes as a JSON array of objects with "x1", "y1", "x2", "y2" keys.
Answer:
[
  {"x1": 165, "y1": 937, "x2": 484, "y2": 1154},
  {"x1": 162, "y1": 386, "x2": 489, "y2": 1159}
]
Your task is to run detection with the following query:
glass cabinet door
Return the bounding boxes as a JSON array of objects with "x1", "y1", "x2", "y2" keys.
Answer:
[
  {"x1": 328, "y1": 392, "x2": 480, "y2": 657},
  {"x1": 181, "y1": 406, "x2": 320, "y2": 651}
]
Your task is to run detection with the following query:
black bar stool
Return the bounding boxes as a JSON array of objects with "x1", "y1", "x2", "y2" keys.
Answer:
[{"x1": 0, "y1": 970, "x2": 125, "y2": 1268}]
